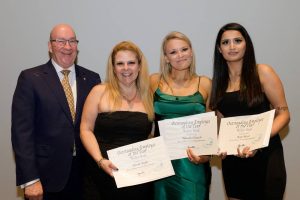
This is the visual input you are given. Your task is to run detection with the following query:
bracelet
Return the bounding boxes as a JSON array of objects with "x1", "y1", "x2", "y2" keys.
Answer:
[{"x1": 96, "y1": 158, "x2": 106, "y2": 168}]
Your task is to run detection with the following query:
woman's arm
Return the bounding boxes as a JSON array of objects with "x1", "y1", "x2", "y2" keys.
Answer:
[
  {"x1": 80, "y1": 84, "x2": 117, "y2": 176},
  {"x1": 150, "y1": 73, "x2": 160, "y2": 94},
  {"x1": 258, "y1": 64, "x2": 290, "y2": 137},
  {"x1": 199, "y1": 75, "x2": 212, "y2": 111}
]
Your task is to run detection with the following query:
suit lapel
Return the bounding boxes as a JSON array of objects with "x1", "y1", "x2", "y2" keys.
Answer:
[
  {"x1": 75, "y1": 66, "x2": 88, "y2": 125},
  {"x1": 42, "y1": 61, "x2": 74, "y2": 124}
]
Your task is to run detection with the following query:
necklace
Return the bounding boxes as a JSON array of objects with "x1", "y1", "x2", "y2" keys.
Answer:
[{"x1": 121, "y1": 89, "x2": 138, "y2": 108}]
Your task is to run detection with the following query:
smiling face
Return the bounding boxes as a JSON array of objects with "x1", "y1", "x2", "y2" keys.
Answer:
[
  {"x1": 48, "y1": 24, "x2": 78, "y2": 69},
  {"x1": 219, "y1": 30, "x2": 246, "y2": 63},
  {"x1": 113, "y1": 50, "x2": 140, "y2": 87},
  {"x1": 164, "y1": 39, "x2": 193, "y2": 71}
]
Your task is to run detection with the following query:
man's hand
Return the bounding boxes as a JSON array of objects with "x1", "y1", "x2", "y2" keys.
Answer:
[{"x1": 24, "y1": 181, "x2": 43, "y2": 200}]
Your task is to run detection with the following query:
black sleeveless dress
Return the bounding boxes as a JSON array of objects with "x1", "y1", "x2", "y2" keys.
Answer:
[
  {"x1": 83, "y1": 111, "x2": 154, "y2": 200},
  {"x1": 217, "y1": 91, "x2": 286, "y2": 200}
]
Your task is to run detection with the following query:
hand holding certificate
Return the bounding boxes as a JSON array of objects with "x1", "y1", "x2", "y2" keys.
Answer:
[
  {"x1": 158, "y1": 112, "x2": 218, "y2": 160},
  {"x1": 218, "y1": 110, "x2": 275, "y2": 155},
  {"x1": 107, "y1": 136, "x2": 174, "y2": 188}
]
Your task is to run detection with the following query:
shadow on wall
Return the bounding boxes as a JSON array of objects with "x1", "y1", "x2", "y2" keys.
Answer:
[{"x1": 280, "y1": 125, "x2": 289, "y2": 141}]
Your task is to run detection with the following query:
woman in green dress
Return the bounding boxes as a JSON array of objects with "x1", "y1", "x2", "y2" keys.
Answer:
[{"x1": 150, "y1": 31, "x2": 212, "y2": 200}]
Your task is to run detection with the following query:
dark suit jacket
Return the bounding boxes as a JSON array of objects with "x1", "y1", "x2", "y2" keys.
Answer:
[{"x1": 11, "y1": 60, "x2": 101, "y2": 192}]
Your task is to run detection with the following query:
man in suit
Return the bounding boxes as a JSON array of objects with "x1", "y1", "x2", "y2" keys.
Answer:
[{"x1": 11, "y1": 24, "x2": 101, "y2": 200}]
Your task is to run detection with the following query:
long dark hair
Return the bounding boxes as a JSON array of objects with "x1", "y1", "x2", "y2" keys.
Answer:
[{"x1": 209, "y1": 23, "x2": 264, "y2": 110}]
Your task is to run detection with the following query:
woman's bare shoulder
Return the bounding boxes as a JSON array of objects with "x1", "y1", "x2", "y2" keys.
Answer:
[
  {"x1": 257, "y1": 63, "x2": 275, "y2": 75},
  {"x1": 150, "y1": 73, "x2": 160, "y2": 82},
  {"x1": 150, "y1": 73, "x2": 161, "y2": 91},
  {"x1": 257, "y1": 64, "x2": 279, "y2": 84},
  {"x1": 199, "y1": 75, "x2": 212, "y2": 89},
  {"x1": 89, "y1": 83, "x2": 107, "y2": 97},
  {"x1": 199, "y1": 75, "x2": 212, "y2": 83}
]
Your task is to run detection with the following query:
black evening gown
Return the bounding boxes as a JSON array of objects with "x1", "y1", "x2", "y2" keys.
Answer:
[
  {"x1": 217, "y1": 91, "x2": 286, "y2": 200},
  {"x1": 83, "y1": 111, "x2": 154, "y2": 200}
]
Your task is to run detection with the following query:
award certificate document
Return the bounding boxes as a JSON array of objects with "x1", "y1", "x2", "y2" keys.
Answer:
[
  {"x1": 158, "y1": 112, "x2": 218, "y2": 160},
  {"x1": 218, "y1": 109, "x2": 275, "y2": 155},
  {"x1": 107, "y1": 136, "x2": 174, "y2": 188}
]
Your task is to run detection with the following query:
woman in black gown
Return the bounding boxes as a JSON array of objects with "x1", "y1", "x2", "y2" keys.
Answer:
[
  {"x1": 209, "y1": 23, "x2": 290, "y2": 200},
  {"x1": 80, "y1": 41, "x2": 154, "y2": 200}
]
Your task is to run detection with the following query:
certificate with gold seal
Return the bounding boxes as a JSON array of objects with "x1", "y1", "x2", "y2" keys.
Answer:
[
  {"x1": 158, "y1": 112, "x2": 218, "y2": 160},
  {"x1": 107, "y1": 136, "x2": 175, "y2": 188},
  {"x1": 218, "y1": 109, "x2": 275, "y2": 155}
]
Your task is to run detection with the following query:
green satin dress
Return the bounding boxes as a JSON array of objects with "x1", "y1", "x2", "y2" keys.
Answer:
[{"x1": 153, "y1": 88, "x2": 211, "y2": 200}]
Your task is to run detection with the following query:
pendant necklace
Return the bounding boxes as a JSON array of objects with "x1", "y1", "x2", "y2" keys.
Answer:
[{"x1": 121, "y1": 89, "x2": 138, "y2": 108}]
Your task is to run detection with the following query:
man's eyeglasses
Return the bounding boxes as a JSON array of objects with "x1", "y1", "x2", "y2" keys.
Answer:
[{"x1": 50, "y1": 39, "x2": 79, "y2": 47}]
